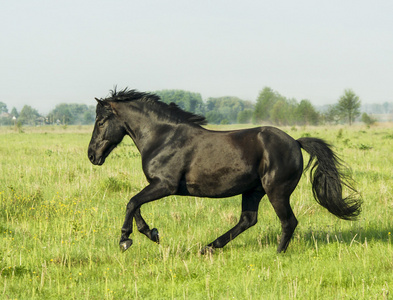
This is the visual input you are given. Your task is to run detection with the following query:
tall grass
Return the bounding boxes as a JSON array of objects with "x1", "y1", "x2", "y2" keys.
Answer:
[{"x1": 0, "y1": 124, "x2": 392, "y2": 299}]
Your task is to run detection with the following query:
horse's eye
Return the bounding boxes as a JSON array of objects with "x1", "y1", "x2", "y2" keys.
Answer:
[{"x1": 98, "y1": 121, "x2": 104, "y2": 127}]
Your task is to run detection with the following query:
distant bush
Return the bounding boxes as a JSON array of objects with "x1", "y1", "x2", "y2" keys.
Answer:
[{"x1": 361, "y1": 113, "x2": 376, "y2": 126}]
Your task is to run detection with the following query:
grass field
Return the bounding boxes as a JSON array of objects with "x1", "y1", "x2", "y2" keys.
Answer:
[{"x1": 1, "y1": 124, "x2": 392, "y2": 299}]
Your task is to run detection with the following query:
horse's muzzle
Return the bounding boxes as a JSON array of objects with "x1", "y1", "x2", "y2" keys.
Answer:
[{"x1": 88, "y1": 148, "x2": 104, "y2": 165}]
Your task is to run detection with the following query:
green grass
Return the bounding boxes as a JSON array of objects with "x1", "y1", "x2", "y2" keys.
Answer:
[{"x1": 1, "y1": 124, "x2": 392, "y2": 299}]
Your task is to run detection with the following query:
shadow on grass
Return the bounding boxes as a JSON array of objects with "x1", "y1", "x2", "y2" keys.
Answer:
[
  {"x1": 249, "y1": 223, "x2": 392, "y2": 252},
  {"x1": 300, "y1": 224, "x2": 391, "y2": 245},
  {"x1": 206, "y1": 222, "x2": 392, "y2": 254}
]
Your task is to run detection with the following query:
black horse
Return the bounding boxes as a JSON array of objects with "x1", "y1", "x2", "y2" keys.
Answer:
[{"x1": 88, "y1": 88, "x2": 361, "y2": 253}]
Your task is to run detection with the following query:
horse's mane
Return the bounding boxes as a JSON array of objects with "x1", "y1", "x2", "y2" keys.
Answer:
[{"x1": 102, "y1": 88, "x2": 207, "y2": 126}]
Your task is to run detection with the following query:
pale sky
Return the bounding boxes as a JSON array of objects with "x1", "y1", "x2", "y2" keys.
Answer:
[{"x1": 1, "y1": 0, "x2": 392, "y2": 114}]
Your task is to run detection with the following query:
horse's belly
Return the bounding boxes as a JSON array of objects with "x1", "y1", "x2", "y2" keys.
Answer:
[
  {"x1": 185, "y1": 167, "x2": 260, "y2": 198},
  {"x1": 183, "y1": 133, "x2": 262, "y2": 197}
]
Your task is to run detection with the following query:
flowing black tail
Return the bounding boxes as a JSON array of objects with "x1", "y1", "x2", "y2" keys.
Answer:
[{"x1": 297, "y1": 137, "x2": 362, "y2": 220}]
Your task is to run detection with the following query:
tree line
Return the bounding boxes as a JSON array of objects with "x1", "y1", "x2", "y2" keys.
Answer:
[
  {"x1": 0, "y1": 87, "x2": 376, "y2": 126},
  {"x1": 0, "y1": 103, "x2": 96, "y2": 126},
  {"x1": 152, "y1": 88, "x2": 366, "y2": 126}
]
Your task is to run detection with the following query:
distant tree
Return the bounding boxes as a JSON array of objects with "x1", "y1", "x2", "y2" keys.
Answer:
[
  {"x1": 11, "y1": 107, "x2": 19, "y2": 118},
  {"x1": 361, "y1": 112, "x2": 376, "y2": 126},
  {"x1": 0, "y1": 102, "x2": 8, "y2": 114},
  {"x1": 284, "y1": 98, "x2": 299, "y2": 125},
  {"x1": 253, "y1": 87, "x2": 280, "y2": 123},
  {"x1": 154, "y1": 90, "x2": 204, "y2": 115},
  {"x1": 205, "y1": 96, "x2": 250, "y2": 124},
  {"x1": 68, "y1": 104, "x2": 93, "y2": 124},
  {"x1": 0, "y1": 102, "x2": 9, "y2": 125},
  {"x1": 323, "y1": 105, "x2": 341, "y2": 124},
  {"x1": 296, "y1": 99, "x2": 320, "y2": 125},
  {"x1": 18, "y1": 105, "x2": 40, "y2": 125},
  {"x1": 83, "y1": 106, "x2": 95, "y2": 125},
  {"x1": 253, "y1": 87, "x2": 322, "y2": 125},
  {"x1": 270, "y1": 100, "x2": 286, "y2": 125},
  {"x1": 48, "y1": 103, "x2": 93, "y2": 125},
  {"x1": 0, "y1": 102, "x2": 11, "y2": 125},
  {"x1": 48, "y1": 104, "x2": 73, "y2": 124},
  {"x1": 237, "y1": 109, "x2": 253, "y2": 123},
  {"x1": 337, "y1": 89, "x2": 361, "y2": 125},
  {"x1": 205, "y1": 111, "x2": 225, "y2": 124},
  {"x1": 262, "y1": 97, "x2": 298, "y2": 126}
]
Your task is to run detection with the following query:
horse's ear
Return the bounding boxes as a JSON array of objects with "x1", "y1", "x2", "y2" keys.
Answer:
[
  {"x1": 94, "y1": 98, "x2": 117, "y2": 115},
  {"x1": 95, "y1": 98, "x2": 104, "y2": 106},
  {"x1": 95, "y1": 98, "x2": 114, "y2": 112}
]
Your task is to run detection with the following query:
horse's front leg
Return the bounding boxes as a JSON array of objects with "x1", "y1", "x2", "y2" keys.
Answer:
[
  {"x1": 120, "y1": 181, "x2": 172, "y2": 252},
  {"x1": 134, "y1": 208, "x2": 160, "y2": 243}
]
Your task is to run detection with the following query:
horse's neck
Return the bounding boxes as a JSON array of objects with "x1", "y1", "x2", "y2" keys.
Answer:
[{"x1": 121, "y1": 107, "x2": 174, "y2": 155}]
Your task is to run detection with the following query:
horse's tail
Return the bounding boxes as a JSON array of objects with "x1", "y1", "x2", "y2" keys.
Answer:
[{"x1": 297, "y1": 137, "x2": 362, "y2": 220}]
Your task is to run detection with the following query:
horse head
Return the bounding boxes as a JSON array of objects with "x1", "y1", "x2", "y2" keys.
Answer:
[{"x1": 88, "y1": 98, "x2": 126, "y2": 165}]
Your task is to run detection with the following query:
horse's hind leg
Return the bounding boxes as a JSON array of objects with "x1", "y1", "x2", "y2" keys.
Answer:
[
  {"x1": 267, "y1": 190, "x2": 298, "y2": 253},
  {"x1": 134, "y1": 208, "x2": 159, "y2": 243},
  {"x1": 201, "y1": 189, "x2": 264, "y2": 254}
]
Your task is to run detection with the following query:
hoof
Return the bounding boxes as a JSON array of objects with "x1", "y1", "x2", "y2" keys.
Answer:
[
  {"x1": 151, "y1": 228, "x2": 160, "y2": 244},
  {"x1": 200, "y1": 245, "x2": 215, "y2": 255},
  {"x1": 119, "y1": 239, "x2": 133, "y2": 252}
]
